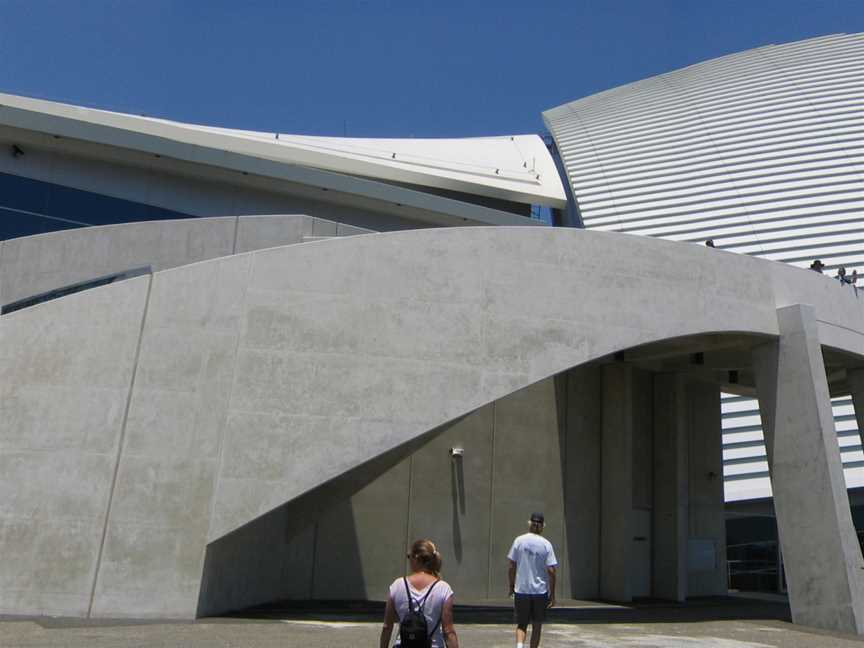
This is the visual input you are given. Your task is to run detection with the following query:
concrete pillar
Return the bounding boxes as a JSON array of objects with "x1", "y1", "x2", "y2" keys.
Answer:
[
  {"x1": 652, "y1": 373, "x2": 688, "y2": 602},
  {"x1": 752, "y1": 304, "x2": 864, "y2": 635},
  {"x1": 601, "y1": 363, "x2": 634, "y2": 602},
  {"x1": 847, "y1": 369, "x2": 864, "y2": 452},
  {"x1": 686, "y1": 380, "x2": 727, "y2": 597}
]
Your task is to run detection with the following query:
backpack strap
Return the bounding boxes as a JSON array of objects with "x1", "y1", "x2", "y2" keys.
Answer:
[
  {"x1": 403, "y1": 577, "x2": 415, "y2": 614},
  {"x1": 417, "y1": 579, "x2": 439, "y2": 611},
  {"x1": 419, "y1": 580, "x2": 442, "y2": 638}
]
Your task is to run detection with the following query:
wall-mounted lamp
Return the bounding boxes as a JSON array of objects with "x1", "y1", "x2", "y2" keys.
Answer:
[
  {"x1": 449, "y1": 447, "x2": 464, "y2": 459},
  {"x1": 11, "y1": 144, "x2": 24, "y2": 158},
  {"x1": 728, "y1": 370, "x2": 739, "y2": 384}
]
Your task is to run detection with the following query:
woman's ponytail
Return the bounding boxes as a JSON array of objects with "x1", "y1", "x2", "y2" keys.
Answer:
[{"x1": 409, "y1": 539, "x2": 442, "y2": 577}]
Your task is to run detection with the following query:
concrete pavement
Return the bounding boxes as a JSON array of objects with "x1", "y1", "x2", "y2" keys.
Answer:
[{"x1": 2, "y1": 616, "x2": 863, "y2": 648}]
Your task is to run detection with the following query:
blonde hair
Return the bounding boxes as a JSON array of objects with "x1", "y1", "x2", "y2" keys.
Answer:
[{"x1": 409, "y1": 539, "x2": 442, "y2": 577}]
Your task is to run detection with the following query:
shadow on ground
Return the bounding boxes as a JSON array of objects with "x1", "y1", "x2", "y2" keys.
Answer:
[{"x1": 223, "y1": 593, "x2": 791, "y2": 626}]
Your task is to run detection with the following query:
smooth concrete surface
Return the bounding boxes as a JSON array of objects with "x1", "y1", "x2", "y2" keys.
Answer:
[
  {"x1": 0, "y1": 214, "x2": 370, "y2": 306},
  {"x1": 561, "y1": 366, "x2": 602, "y2": 599},
  {"x1": 600, "y1": 366, "x2": 655, "y2": 602},
  {"x1": 4, "y1": 227, "x2": 864, "y2": 622},
  {"x1": 8, "y1": 612, "x2": 864, "y2": 648},
  {"x1": 686, "y1": 381, "x2": 727, "y2": 598},
  {"x1": 0, "y1": 275, "x2": 151, "y2": 617},
  {"x1": 196, "y1": 376, "x2": 574, "y2": 616},
  {"x1": 600, "y1": 364, "x2": 636, "y2": 603},
  {"x1": 653, "y1": 374, "x2": 689, "y2": 602},
  {"x1": 753, "y1": 304, "x2": 864, "y2": 635}
]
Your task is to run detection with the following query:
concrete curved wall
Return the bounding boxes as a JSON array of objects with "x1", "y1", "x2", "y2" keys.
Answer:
[
  {"x1": 0, "y1": 214, "x2": 370, "y2": 307},
  {"x1": 2, "y1": 226, "x2": 863, "y2": 618}
]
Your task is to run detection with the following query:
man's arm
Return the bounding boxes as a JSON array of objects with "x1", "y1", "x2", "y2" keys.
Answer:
[
  {"x1": 508, "y1": 559, "x2": 517, "y2": 596},
  {"x1": 547, "y1": 566, "x2": 557, "y2": 608},
  {"x1": 379, "y1": 596, "x2": 397, "y2": 648}
]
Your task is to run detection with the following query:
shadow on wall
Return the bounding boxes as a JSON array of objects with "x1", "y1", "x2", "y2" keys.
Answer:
[
  {"x1": 196, "y1": 424, "x2": 445, "y2": 617},
  {"x1": 198, "y1": 369, "x2": 607, "y2": 616},
  {"x1": 451, "y1": 454, "x2": 465, "y2": 564}
]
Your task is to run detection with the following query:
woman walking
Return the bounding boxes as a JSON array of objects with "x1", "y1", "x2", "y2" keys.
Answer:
[{"x1": 379, "y1": 539, "x2": 460, "y2": 648}]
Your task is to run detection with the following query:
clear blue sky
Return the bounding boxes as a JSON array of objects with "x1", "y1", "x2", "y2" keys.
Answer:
[{"x1": 0, "y1": 0, "x2": 862, "y2": 138}]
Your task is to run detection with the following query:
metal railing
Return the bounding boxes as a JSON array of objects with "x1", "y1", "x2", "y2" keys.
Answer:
[{"x1": 1, "y1": 266, "x2": 151, "y2": 315}]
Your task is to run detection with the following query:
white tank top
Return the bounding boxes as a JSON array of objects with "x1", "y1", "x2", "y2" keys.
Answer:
[{"x1": 389, "y1": 577, "x2": 454, "y2": 648}]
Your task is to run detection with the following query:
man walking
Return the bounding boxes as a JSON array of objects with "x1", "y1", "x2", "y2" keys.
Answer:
[{"x1": 507, "y1": 512, "x2": 557, "y2": 648}]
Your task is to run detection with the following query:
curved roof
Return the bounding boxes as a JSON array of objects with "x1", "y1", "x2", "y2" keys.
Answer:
[
  {"x1": 543, "y1": 32, "x2": 864, "y2": 502},
  {"x1": 0, "y1": 92, "x2": 566, "y2": 208},
  {"x1": 544, "y1": 32, "x2": 864, "y2": 267}
]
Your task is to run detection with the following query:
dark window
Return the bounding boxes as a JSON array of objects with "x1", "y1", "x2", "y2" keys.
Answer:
[{"x1": 0, "y1": 171, "x2": 190, "y2": 240}]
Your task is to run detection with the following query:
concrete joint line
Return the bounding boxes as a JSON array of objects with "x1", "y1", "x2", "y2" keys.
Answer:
[
  {"x1": 87, "y1": 271, "x2": 154, "y2": 617},
  {"x1": 485, "y1": 402, "x2": 497, "y2": 599},
  {"x1": 205, "y1": 252, "x2": 256, "y2": 541},
  {"x1": 0, "y1": 239, "x2": 5, "y2": 305},
  {"x1": 231, "y1": 215, "x2": 240, "y2": 255},
  {"x1": 405, "y1": 455, "x2": 415, "y2": 563}
]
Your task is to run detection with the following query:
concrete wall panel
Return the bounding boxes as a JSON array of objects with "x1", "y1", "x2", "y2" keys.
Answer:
[
  {"x1": 687, "y1": 381, "x2": 727, "y2": 596},
  {"x1": 489, "y1": 379, "x2": 567, "y2": 598},
  {"x1": 408, "y1": 406, "x2": 494, "y2": 600},
  {"x1": 562, "y1": 366, "x2": 601, "y2": 598},
  {"x1": 315, "y1": 458, "x2": 411, "y2": 600},
  {"x1": 196, "y1": 506, "x2": 317, "y2": 617},
  {"x1": 0, "y1": 276, "x2": 150, "y2": 616},
  {"x1": 90, "y1": 255, "x2": 251, "y2": 618}
]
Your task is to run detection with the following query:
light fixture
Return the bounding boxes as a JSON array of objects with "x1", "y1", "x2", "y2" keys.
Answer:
[{"x1": 449, "y1": 447, "x2": 464, "y2": 459}]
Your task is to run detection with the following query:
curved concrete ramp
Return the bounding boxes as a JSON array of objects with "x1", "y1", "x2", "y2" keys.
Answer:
[{"x1": 2, "y1": 226, "x2": 864, "y2": 621}]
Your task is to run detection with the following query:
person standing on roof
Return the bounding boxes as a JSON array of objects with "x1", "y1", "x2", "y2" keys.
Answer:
[{"x1": 507, "y1": 512, "x2": 557, "y2": 648}]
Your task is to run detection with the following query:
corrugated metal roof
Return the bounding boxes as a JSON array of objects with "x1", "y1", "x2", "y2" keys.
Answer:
[{"x1": 544, "y1": 32, "x2": 864, "y2": 502}]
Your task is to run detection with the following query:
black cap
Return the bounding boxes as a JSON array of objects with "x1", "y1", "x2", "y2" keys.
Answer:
[{"x1": 530, "y1": 512, "x2": 545, "y2": 524}]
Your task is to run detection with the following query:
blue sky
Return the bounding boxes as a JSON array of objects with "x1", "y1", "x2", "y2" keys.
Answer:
[{"x1": 0, "y1": 1, "x2": 862, "y2": 137}]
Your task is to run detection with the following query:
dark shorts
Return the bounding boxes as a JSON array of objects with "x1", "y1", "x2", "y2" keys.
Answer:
[{"x1": 514, "y1": 593, "x2": 548, "y2": 626}]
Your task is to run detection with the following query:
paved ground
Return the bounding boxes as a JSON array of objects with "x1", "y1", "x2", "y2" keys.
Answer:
[
  {"x1": 2, "y1": 616, "x2": 863, "y2": 648},
  {"x1": 3, "y1": 598, "x2": 863, "y2": 648}
]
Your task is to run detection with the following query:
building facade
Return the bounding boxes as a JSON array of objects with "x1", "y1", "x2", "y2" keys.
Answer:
[{"x1": 2, "y1": 33, "x2": 864, "y2": 637}]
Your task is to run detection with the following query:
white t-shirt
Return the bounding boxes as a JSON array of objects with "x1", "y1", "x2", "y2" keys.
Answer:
[
  {"x1": 507, "y1": 533, "x2": 558, "y2": 595},
  {"x1": 389, "y1": 577, "x2": 454, "y2": 648}
]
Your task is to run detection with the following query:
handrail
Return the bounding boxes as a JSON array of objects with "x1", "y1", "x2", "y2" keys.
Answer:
[{"x1": 1, "y1": 266, "x2": 151, "y2": 315}]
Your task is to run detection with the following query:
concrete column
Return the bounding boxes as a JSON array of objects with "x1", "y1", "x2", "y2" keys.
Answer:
[
  {"x1": 601, "y1": 364, "x2": 634, "y2": 602},
  {"x1": 686, "y1": 380, "x2": 727, "y2": 597},
  {"x1": 752, "y1": 304, "x2": 864, "y2": 635},
  {"x1": 847, "y1": 369, "x2": 864, "y2": 452},
  {"x1": 652, "y1": 373, "x2": 688, "y2": 602}
]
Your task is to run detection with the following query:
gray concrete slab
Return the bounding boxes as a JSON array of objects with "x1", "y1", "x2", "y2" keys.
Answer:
[{"x1": 653, "y1": 373, "x2": 689, "y2": 602}]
